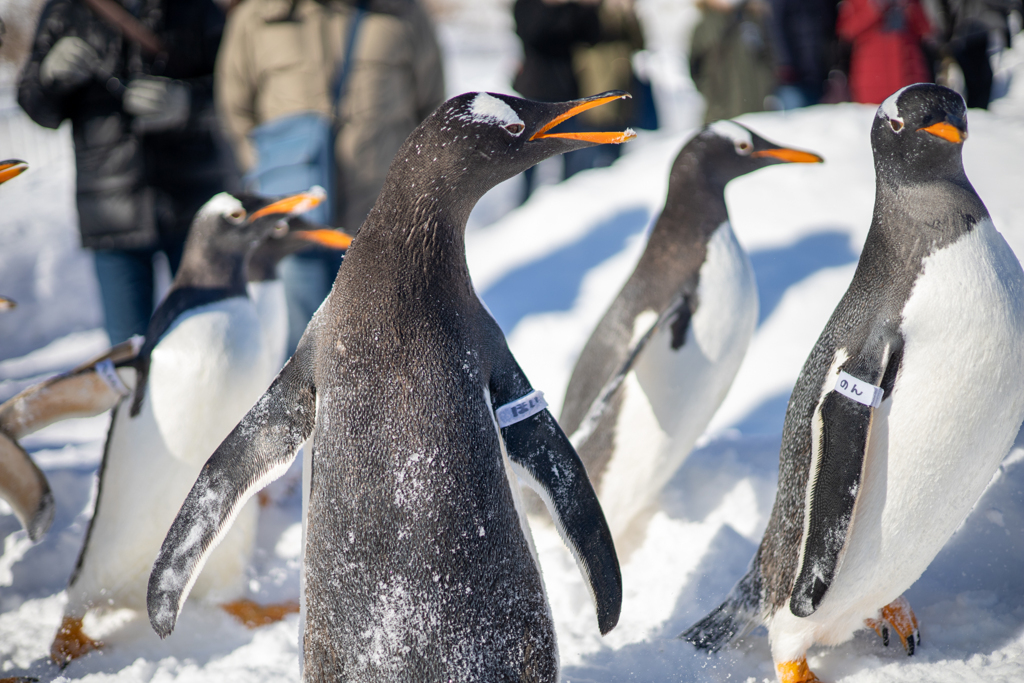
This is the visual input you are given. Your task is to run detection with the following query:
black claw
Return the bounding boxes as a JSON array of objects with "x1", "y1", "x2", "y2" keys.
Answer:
[{"x1": 882, "y1": 626, "x2": 889, "y2": 647}]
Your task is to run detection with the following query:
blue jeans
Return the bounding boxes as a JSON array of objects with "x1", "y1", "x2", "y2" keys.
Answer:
[
  {"x1": 279, "y1": 250, "x2": 344, "y2": 356},
  {"x1": 93, "y1": 245, "x2": 183, "y2": 345}
]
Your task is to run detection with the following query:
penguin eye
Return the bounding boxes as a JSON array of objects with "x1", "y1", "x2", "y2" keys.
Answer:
[
  {"x1": 226, "y1": 208, "x2": 247, "y2": 224},
  {"x1": 273, "y1": 219, "x2": 289, "y2": 237},
  {"x1": 735, "y1": 141, "x2": 752, "y2": 156},
  {"x1": 889, "y1": 118, "x2": 904, "y2": 133},
  {"x1": 503, "y1": 123, "x2": 525, "y2": 136}
]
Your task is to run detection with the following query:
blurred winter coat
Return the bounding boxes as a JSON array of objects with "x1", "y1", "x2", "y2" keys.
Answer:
[
  {"x1": 690, "y1": 0, "x2": 777, "y2": 124},
  {"x1": 837, "y1": 0, "x2": 934, "y2": 104},
  {"x1": 572, "y1": 1, "x2": 645, "y2": 128},
  {"x1": 18, "y1": 0, "x2": 227, "y2": 251},
  {"x1": 512, "y1": 0, "x2": 602, "y2": 103},
  {"x1": 769, "y1": 0, "x2": 838, "y2": 102},
  {"x1": 215, "y1": 0, "x2": 445, "y2": 232}
]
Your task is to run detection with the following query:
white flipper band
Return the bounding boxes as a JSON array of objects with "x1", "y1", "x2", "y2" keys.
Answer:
[
  {"x1": 834, "y1": 371, "x2": 883, "y2": 408},
  {"x1": 95, "y1": 359, "x2": 131, "y2": 397},
  {"x1": 495, "y1": 390, "x2": 547, "y2": 428}
]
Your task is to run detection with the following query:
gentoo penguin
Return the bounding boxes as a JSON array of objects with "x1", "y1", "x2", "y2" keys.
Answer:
[
  {"x1": 0, "y1": 160, "x2": 51, "y2": 543},
  {"x1": 683, "y1": 84, "x2": 1024, "y2": 683},
  {"x1": 247, "y1": 218, "x2": 352, "y2": 378},
  {"x1": 147, "y1": 91, "x2": 633, "y2": 681},
  {"x1": 50, "y1": 188, "x2": 327, "y2": 666},
  {"x1": 558, "y1": 122, "x2": 821, "y2": 541}
]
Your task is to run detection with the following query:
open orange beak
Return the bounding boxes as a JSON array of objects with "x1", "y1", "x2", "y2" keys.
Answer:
[
  {"x1": 530, "y1": 92, "x2": 637, "y2": 145},
  {"x1": 296, "y1": 228, "x2": 353, "y2": 250},
  {"x1": 751, "y1": 148, "x2": 823, "y2": 163},
  {"x1": 0, "y1": 160, "x2": 28, "y2": 185},
  {"x1": 248, "y1": 186, "x2": 327, "y2": 222},
  {"x1": 919, "y1": 121, "x2": 965, "y2": 144}
]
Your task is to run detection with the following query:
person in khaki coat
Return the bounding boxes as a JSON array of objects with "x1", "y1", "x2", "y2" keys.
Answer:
[{"x1": 216, "y1": 0, "x2": 445, "y2": 351}]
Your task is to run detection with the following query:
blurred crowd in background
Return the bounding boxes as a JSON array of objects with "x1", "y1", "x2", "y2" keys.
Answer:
[{"x1": 3, "y1": 0, "x2": 1023, "y2": 350}]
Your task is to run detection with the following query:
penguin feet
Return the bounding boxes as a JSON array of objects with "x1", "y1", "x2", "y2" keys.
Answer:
[
  {"x1": 865, "y1": 595, "x2": 920, "y2": 655},
  {"x1": 220, "y1": 599, "x2": 299, "y2": 628},
  {"x1": 775, "y1": 656, "x2": 821, "y2": 683},
  {"x1": 50, "y1": 616, "x2": 102, "y2": 667}
]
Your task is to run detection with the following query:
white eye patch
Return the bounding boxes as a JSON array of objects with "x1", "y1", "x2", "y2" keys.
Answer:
[
  {"x1": 465, "y1": 93, "x2": 525, "y2": 133},
  {"x1": 878, "y1": 85, "x2": 911, "y2": 130},
  {"x1": 201, "y1": 192, "x2": 245, "y2": 219},
  {"x1": 708, "y1": 120, "x2": 754, "y2": 154}
]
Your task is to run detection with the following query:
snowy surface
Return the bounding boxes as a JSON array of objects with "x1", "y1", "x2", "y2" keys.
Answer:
[{"x1": 2, "y1": 1, "x2": 1024, "y2": 680}]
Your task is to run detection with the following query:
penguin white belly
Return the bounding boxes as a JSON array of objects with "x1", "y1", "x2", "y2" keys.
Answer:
[
  {"x1": 599, "y1": 222, "x2": 758, "y2": 537},
  {"x1": 248, "y1": 280, "x2": 289, "y2": 383},
  {"x1": 781, "y1": 220, "x2": 1024, "y2": 650},
  {"x1": 67, "y1": 298, "x2": 272, "y2": 616}
]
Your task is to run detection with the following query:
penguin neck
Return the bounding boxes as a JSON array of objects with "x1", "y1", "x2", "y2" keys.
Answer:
[
  {"x1": 173, "y1": 247, "x2": 250, "y2": 297},
  {"x1": 655, "y1": 151, "x2": 729, "y2": 246}
]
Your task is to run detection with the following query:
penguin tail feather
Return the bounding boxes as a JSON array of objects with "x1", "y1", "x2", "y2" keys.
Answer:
[{"x1": 680, "y1": 566, "x2": 763, "y2": 652}]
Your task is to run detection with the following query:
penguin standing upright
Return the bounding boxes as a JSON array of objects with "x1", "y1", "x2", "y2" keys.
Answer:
[
  {"x1": 683, "y1": 84, "x2": 1024, "y2": 683},
  {"x1": 50, "y1": 189, "x2": 327, "y2": 665},
  {"x1": 147, "y1": 91, "x2": 633, "y2": 681},
  {"x1": 559, "y1": 122, "x2": 821, "y2": 540}
]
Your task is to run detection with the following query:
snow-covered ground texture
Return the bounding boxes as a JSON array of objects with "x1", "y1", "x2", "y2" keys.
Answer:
[{"x1": 3, "y1": 0, "x2": 1024, "y2": 680}]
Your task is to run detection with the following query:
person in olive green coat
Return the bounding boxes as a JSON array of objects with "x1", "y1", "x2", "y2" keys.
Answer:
[{"x1": 689, "y1": 0, "x2": 777, "y2": 124}]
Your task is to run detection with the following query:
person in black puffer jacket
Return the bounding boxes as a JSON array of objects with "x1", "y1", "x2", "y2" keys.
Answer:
[{"x1": 18, "y1": 0, "x2": 230, "y2": 345}]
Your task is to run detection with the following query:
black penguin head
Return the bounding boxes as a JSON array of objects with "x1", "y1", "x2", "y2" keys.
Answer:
[
  {"x1": 247, "y1": 215, "x2": 353, "y2": 283},
  {"x1": 175, "y1": 188, "x2": 328, "y2": 289},
  {"x1": 380, "y1": 91, "x2": 636, "y2": 221},
  {"x1": 0, "y1": 159, "x2": 28, "y2": 185},
  {"x1": 684, "y1": 121, "x2": 823, "y2": 188},
  {"x1": 872, "y1": 83, "x2": 968, "y2": 184}
]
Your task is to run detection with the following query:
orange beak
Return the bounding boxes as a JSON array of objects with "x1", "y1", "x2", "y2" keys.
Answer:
[
  {"x1": 750, "y1": 148, "x2": 824, "y2": 163},
  {"x1": 249, "y1": 186, "x2": 327, "y2": 222},
  {"x1": 530, "y1": 92, "x2": 637, "y2": 145},
  {"x1": 296, "y1": 228, "x2": 353, "y2": 250},
  {"x1": 0, "y1": 160, "x2": 28, "y2": 185},
  {"x1": 919, "y1": 121, "x2": 965, "y2": 144},
  {"x1": 0, "y1": 296, "x2": 16, "y2": 311}
]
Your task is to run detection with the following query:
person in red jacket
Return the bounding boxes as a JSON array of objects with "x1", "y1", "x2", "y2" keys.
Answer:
[{"x1": 837, "y1": 0, "x2": 934, "y2": 104}]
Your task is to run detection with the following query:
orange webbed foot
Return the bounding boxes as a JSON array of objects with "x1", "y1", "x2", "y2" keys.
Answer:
[
  {"x1": 865, "y1": 594, "x2": 920, "y2": 655},
  {"x1": 221, "y1": 599, "x2": 299, "y2": 629},
  {"x1": 50, "y1": 615, "x2": 102, "y2": 668},
  {"x1": 776, "y1": 656, "x2": 822, "y2": 682}
]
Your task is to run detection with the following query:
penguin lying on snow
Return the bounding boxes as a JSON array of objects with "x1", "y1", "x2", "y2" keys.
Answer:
[
  {"x1": 0, "y1": 159, "x2": 53, "y2": 544},
  {"x1": 559, "y1": 122, "x2": 821, "y2": 542},
  {"x1": 148, "y1": 91, "x2": 634, "y2": 681},
  {"x1": 683, "y1": 84, "x2": 1024, "y2": 683},
  {"x1": 50, "y1": 189, "x2": 332, "y2": 666}
]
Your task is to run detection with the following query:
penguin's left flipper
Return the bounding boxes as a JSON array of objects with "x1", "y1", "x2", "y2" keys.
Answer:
[
  {"x1": 491, "y1": 352, "x2": 622, "y2": 635},
  {"x1": 147, "y1": 354, "x2": 316, "y2": 638},
  {"x1": 0, "y1": 431, "x2": 54, "y2": 541},
  {"x1": 865, "y1": 595, "x2": 920, "y2": 655},
  {"x1": 790, "y1": 331, "x2": 902, "y2": 618}
]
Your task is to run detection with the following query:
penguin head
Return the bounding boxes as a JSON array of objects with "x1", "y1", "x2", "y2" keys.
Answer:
[
  {"x1": 380, "y1": 91, "x2": 636, "y2": 219},
  {"x1": 686, "y1": 121, "x2": 823, "y2": 188},
  {"x1": 247, "y1": 215, "x2": 353, "y2": 283},
  {"x1": 872, "y1": 83, "x2": 968, "y2": 182}
]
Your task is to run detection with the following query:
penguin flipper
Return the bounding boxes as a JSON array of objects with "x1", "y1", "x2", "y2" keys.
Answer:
[
  {"x1": 791, "y1": 337, "x2": 901, "y2": 618},
  {"x1": 0, "y1": 431, "x2": 55, "y2": 541},
  {"x1": 681, "y1": 559, "x2": 762, "y2": 651},
  {"x1": 147, "y1": 355, "x2": 316, "y2": 638},
  {"x1": 491, "y1": 356, "x2": 622, "y2": 635}
]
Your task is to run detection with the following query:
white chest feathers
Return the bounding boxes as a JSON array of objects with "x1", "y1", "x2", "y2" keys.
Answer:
[
  {"x1": 600, "y1": 221, "x2": 759, "y2": 537},
  {"x1": 778, "y1": 219, "x2": 1024, "y2": 654},
  {"x1": 248, "y1": 280, "x2": 289, "y2": 384}
]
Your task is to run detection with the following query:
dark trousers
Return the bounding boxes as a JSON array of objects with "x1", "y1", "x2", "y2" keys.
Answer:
[{"x1": 93, "y1": 243, "x2": 184, "y2": 345}]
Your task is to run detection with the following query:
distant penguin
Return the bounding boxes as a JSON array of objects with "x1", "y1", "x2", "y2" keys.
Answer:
[
  {"x1": 147, "y1": 91, "x2": 634, "y2": 681},
  {"x1": 559, "y1": 122, "x2": 822, "y2": 541},
  {"x1": 683, "y1": 84, "x2": 1024, "y2": 683},
  {"x1": 50, "y1": 189, "x2": 327, "y2": 666},
  {"x1": 247, "y1": 219, "x2": 352, "y2": 377}
]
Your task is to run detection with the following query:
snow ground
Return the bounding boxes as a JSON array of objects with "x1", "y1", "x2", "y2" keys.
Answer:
[{"x1": 2, "y1": 2, "x2": 1024, "y2": 681}]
